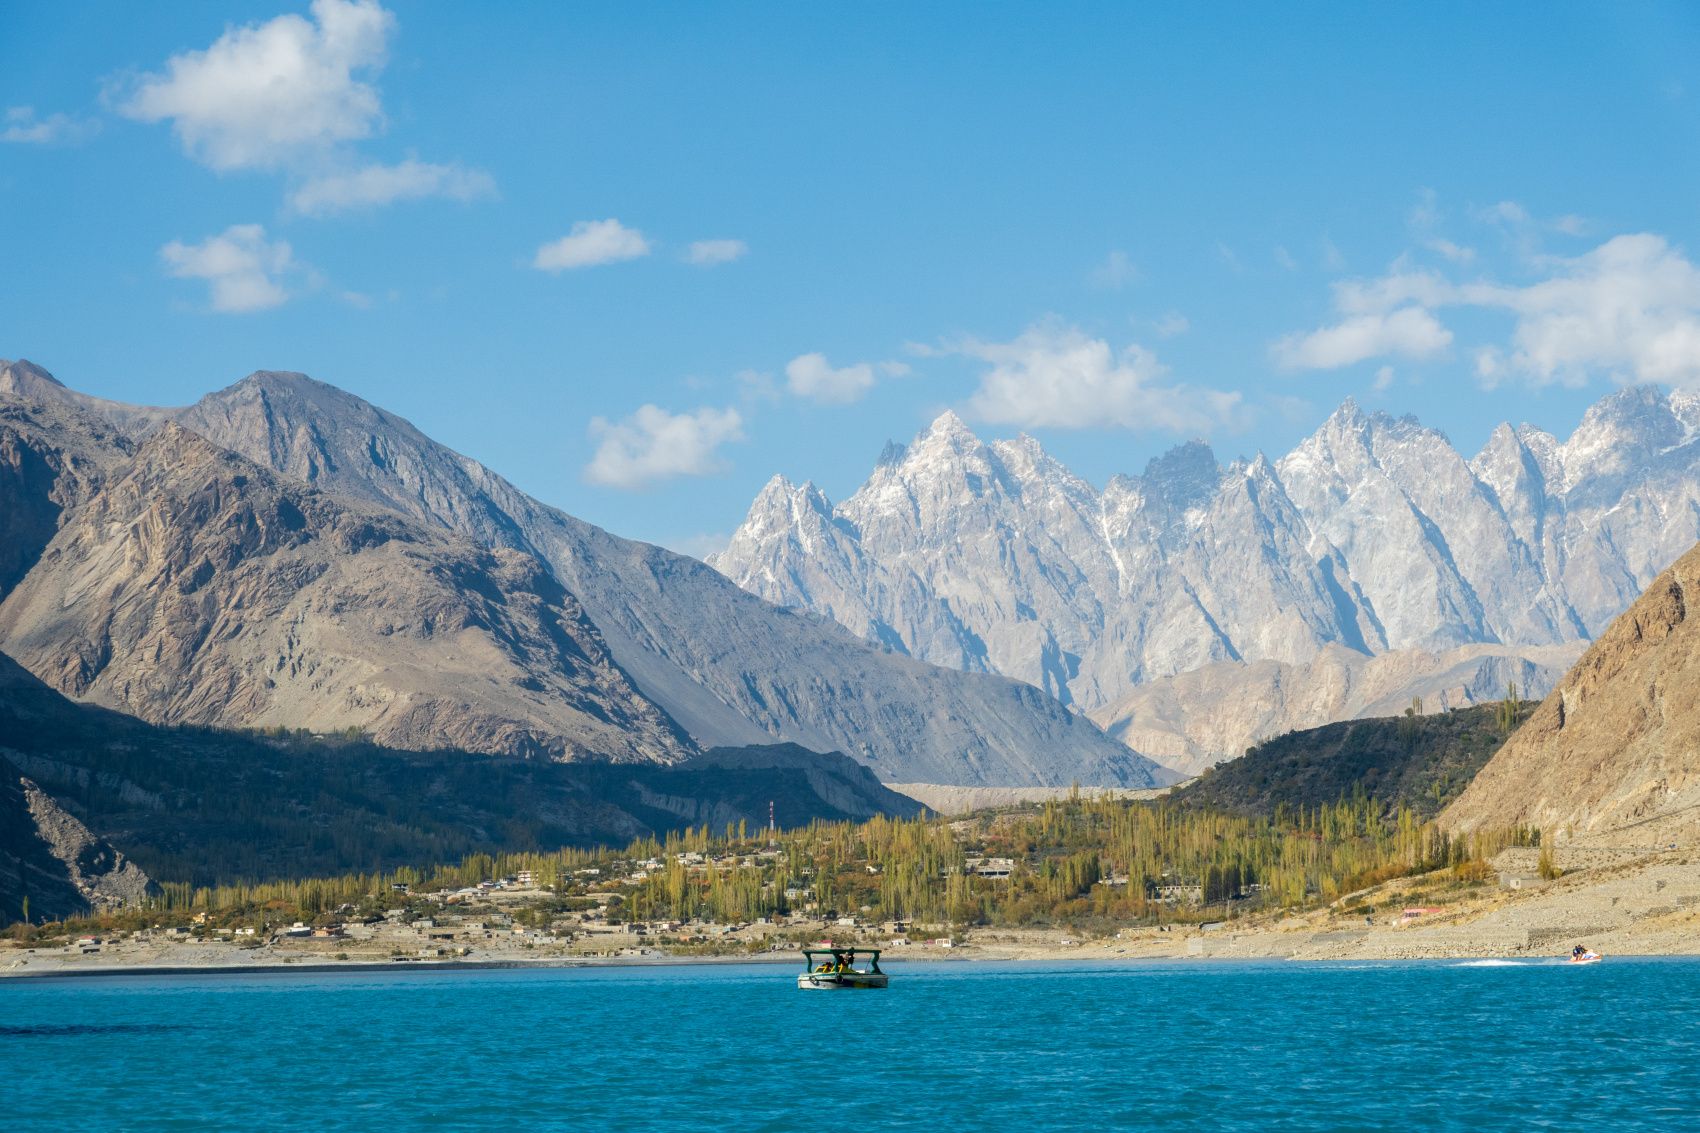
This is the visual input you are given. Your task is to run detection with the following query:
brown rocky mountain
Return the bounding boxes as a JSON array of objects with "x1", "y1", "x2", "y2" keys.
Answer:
[
  {"x1": 0, "y1": 421, "x2": 691, "y2": 763},
  {"x1": 1444, "y1": 539, "x2": 1700, "y2": 844}
]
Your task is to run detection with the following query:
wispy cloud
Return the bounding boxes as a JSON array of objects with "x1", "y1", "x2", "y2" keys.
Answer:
[
  {"x1": 685, "y1": 239, "x2": 748, "y2": 266},
  {"x1": 160, "y1": 224, "x2": 300, "y2": 313},
  {"x1": 1091, "y1": 250, "x2": 1137, "y2": 288},
  {"x1": 289, "y1": 159, "x2": 496, "y2": 215},
  {"x1": 1153, "y1": 312, "x2": 1190, "y2": 339},
  {"x1": 534, "y1": 219, "x2": 652, "y2": 272},
  {"x1": 1, "y1": 106, "x2": 97, "y2": 145},
  {"x1": 1425, "y1": 238, "x2": 1475, "y2": 264},
  {"x1": 663, "y1": 532, "x2": 731, "y2": 561},
  {"x1": 585, "y1": 404, "x2": 745, "y2": 489}
]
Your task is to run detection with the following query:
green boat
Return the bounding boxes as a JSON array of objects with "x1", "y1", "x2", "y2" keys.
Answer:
[{"x1": 797, "y1": 947, "x2": 889, "y2": 989}]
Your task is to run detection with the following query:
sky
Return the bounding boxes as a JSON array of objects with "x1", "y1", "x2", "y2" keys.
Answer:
[{"x1": 4, "y1": 2, "x2": 1700, "y2": 555}]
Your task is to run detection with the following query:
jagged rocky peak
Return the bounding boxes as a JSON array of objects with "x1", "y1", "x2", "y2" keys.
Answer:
[
  {"x1": 915, "y1": 407, "x2": 980, "y2": 449},
  {"x1": 714, "y1": 379, "x2": 1700, "y2": 772},
  {"x1": 1139, "y1": 439, "x2": 1220, "y2": 515},
  {"x1": 1559, "y1": 385, "x2": 1688, "y2": 487}
]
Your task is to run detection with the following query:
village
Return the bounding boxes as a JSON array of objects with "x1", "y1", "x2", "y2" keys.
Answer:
[{"x1": 7, "y1": 845, "x2": 988, "y2": 972}]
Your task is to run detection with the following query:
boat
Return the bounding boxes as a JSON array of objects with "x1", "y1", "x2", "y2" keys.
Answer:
[
  {"x1": 1568, "y1": 950, "x2": 1602, "y2": 965},
  {"x1": 797, "y1": 947, "x2": 888, "y2": 990}
]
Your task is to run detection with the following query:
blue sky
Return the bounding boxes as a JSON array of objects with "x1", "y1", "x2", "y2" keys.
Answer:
[{"x1": 4, "y1": 2, "x2": 1700, "y2": 553}]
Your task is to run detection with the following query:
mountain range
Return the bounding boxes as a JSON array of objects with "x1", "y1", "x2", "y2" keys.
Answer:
[
  {"x1": 712, "y1": 388, "x2": 1700, "y2": 771},
  {"x1": 0, "y1": 359, "x2": 1163, "y2": 789}
]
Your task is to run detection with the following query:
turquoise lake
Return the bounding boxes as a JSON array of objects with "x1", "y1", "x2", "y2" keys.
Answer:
[{"x1": 6, "y1": 958, "x2": 1698, "y2": 1131}]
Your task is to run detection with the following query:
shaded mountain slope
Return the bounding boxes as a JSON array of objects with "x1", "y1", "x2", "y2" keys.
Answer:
[
  {"x1": 1172, "y1": 701, "x2": 1533, "y2": 822},
  {"x1": 1444, "y1": 540, "x2": 1700, "y2": 844},
  {"x1": 0, "y1": 651, "x2": 918, "y2": 891}
]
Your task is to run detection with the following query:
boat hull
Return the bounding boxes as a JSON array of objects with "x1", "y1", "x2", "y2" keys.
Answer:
[{"x1": 797, "y1": 973, "x2": 889, "y2": 990}]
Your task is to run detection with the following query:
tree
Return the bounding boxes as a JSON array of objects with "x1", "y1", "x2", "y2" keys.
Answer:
[{"x1": 1496, "y1": 681, "x2": 1522, "y2": 734}]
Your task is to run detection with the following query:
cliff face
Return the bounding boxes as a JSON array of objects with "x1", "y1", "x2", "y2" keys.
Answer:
[
  {"x1": 0, "y1": 381, "x2": 136, "y2": 601},
  {"x1": 0, "y1": 423, "x2": 692, "y2": 764},
  {"x1": 1444, "y1": 540, "x2": 1700, "y2": 843}
]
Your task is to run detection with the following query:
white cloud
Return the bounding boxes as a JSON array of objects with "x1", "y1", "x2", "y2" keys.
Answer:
[
  {"x1": 1471, "y1": 233, "x2": 1700, "y2": 387},
  {"x1": 584, "y1": 405, "x2": 744, "y2": 489},
  {"x1": 784, "y1": 353, "x2": 882, "y2": 405},
  {"x1": 954, "y1": 320, "x2": 1242, "y2": 433},
  {"x1": 1280, "y1": 231, "x2": 1700, "y2": 388},
  {"x1": 686, "y1": 239, "x2": 747, "y2": 266},
  {"x1": 289, "y1": 159, "x2": 496, "y2": 215},
  {"x1": 1372, "y1": 365, "x2": 1395, "y2": 392},
  {"x1": 2, "y1": 106, "x2": 96, "y2": 145},
  {"x1": 1271, "y1": 307, "x2": 1452, "y2": 370},
  {"x1": 1091, "y1": 250, "x2": 1137, "y2": 288},
  {"x1": 534, "y1": 219, "x2": 651, "y2": 272},
  {"x1": 118, "y1": 0, "x2": 394, "y2": 172},
  {"x1": 1273, "y1": 245, "x2": 1299, "y2": 272},
  {"x1": 160, "y1": 224, "x2": 299, "y2": 313}
]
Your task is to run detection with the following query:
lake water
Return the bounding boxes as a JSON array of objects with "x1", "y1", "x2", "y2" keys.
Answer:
[{"x1": 6, "y1": 957, "x2": 1699, "y2": 1131}]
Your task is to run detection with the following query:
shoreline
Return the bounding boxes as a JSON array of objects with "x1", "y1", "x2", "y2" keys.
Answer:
[
  {"x1": 10, "y1": 843, "x2": 1696, "y2": 980},
  {"x1": 9, "y1": 947, "x2": 1700, "y2": 983}
]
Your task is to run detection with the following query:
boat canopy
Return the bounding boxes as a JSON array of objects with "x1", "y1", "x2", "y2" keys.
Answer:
[{"x1": 801, "y1": 947, "x2": 883, "y2": 973}]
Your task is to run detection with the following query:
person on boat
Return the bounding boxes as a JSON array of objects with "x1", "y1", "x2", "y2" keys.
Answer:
[{"x1": 1572, "y1": 945, "x2": 1586, "y2": 960}]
